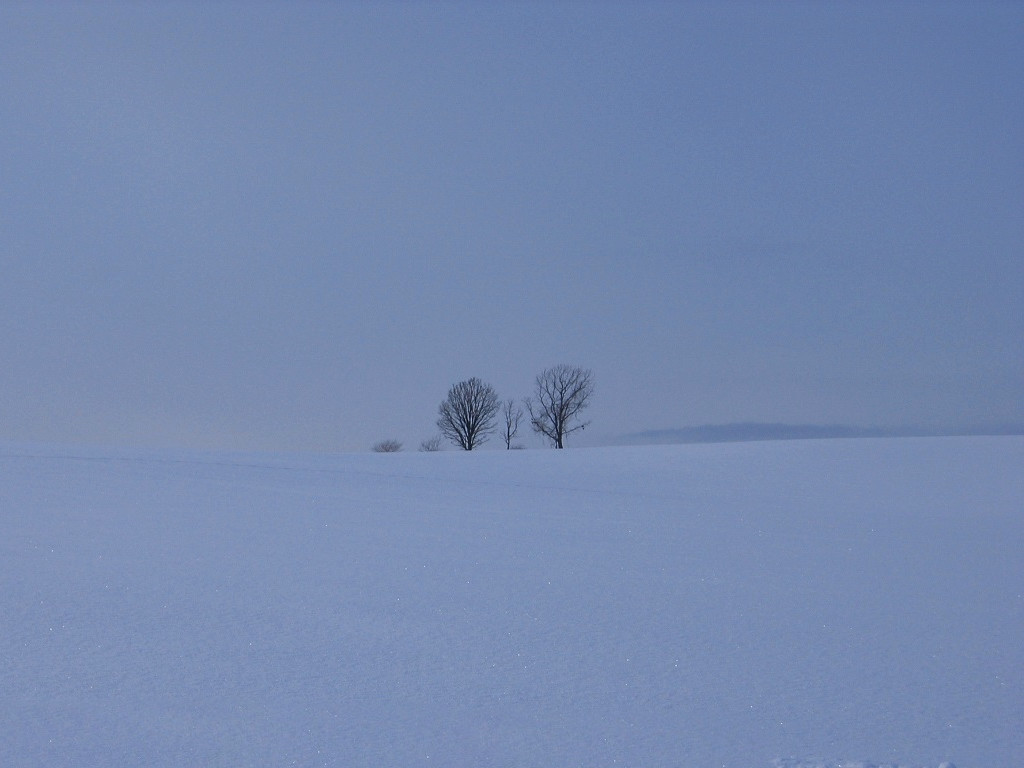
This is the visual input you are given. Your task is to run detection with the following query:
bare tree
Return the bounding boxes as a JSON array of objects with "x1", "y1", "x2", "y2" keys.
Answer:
[
  {"x1": 436, "y1": 377, "x2": 500, "y2": 450},
  {"x1": 372, "y1": 439, "x2": 403, "y2": 453},
  {"x1": 418, "y1": 435, "x2": 443, "y2": 452},
  {"x1": 526, "y1": 365, "x2": 594, "y2": 449},
  {"x1": 501, "y1": 398, "x2": 524, "y2": 449}
]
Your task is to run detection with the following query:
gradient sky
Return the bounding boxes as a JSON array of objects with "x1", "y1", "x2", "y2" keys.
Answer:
[{"x1": 2, "y1": 1, "x2": 1021, "y2": 452}]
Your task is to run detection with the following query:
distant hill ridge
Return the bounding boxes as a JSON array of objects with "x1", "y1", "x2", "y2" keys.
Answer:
[{"x1": 620, "y1": 422, "x2": 1024, "y2": 445}]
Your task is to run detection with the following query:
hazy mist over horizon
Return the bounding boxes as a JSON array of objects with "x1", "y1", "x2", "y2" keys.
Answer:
[{"x1": 2, "y1": 2, "x2": 1021, "y2": 453}]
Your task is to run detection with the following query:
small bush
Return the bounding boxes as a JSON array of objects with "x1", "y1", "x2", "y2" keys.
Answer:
[{"x1": 419, "y1": 435, "x2": 443, "y2": 452}]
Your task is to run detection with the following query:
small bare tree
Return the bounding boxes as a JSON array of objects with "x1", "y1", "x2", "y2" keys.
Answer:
[
  {"x1": 436, "y1": 377, "x2": 500, "y2": 451},
  {"x1": 526, "y1": 365, "x2": 594, "y2": 449},
  {"x1": 501, "y1": 398, "x2": 524, "y2": 449},
  {"x1": 418, "y1": 435, "x2": 443, "y2": 452},
  {"x1": 372, "y1": 439, "x2": 403, "y2": 453}
]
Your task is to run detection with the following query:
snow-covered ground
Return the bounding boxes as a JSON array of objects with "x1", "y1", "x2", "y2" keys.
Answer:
[{"x1": 2, "y1": 437, "x2": 1021, "y2": 767}]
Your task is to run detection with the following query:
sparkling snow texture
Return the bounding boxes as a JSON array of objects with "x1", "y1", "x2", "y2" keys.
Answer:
[{"x1": 2, "y1": 437, "x2": 1021, "y2": 767}]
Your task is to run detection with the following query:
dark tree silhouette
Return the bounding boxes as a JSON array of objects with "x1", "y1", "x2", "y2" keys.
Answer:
[
  {"x1": 436, "y1": 377, "x2": 501, "y2": 451},
  {"x1": 526, "y1": 365, "x2": 594, "y2": 449},
  {"x1": 502, "y1": 398, "x2": 524, "y2": 449}
]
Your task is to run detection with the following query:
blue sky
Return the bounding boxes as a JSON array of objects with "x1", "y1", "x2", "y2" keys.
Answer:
[{"x1": 2, "y1": 1, "x2": 1021, "y2": 451}]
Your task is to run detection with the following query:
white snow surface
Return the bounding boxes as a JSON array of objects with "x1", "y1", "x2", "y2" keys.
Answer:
[{"x1": 2, "y1": 437, "x2": 1021, "y2": 767}]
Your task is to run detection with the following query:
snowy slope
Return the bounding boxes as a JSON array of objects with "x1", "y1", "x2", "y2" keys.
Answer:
[{"x1": 2, "y1": 438, "x2": 1021, "y2": 767}]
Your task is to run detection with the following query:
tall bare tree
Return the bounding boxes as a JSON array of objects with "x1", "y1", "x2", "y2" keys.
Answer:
[
  {"x1": 437, "y1": 377, "x2": 500, "y2": 450},
  {"x1": 526, "y1": 365, "x2": 594, "y2": 448},
  {"x1": 501, "y1": 398, "x2": 524, "y2": 449}
]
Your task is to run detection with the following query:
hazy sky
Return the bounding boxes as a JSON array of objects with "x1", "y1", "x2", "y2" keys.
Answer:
[{"x1": 2, "y1": 1, "x2": 1021, "y2": 452}]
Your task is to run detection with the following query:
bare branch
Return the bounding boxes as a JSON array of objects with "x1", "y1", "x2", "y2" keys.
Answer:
[
  {"x1": 502, "y1": 398, "x2": 524, "y2": 449},
  {"x1": 527, "y1": 365, "x2": 594, "y2": 448},
  {"x1": 436, "y1": 377, "x2": 501, "y2": 450}
]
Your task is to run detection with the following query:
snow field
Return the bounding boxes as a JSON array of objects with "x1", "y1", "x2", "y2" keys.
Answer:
[{"x1": 2, "y1": 437, "x2": 1021, "y2": 767}]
